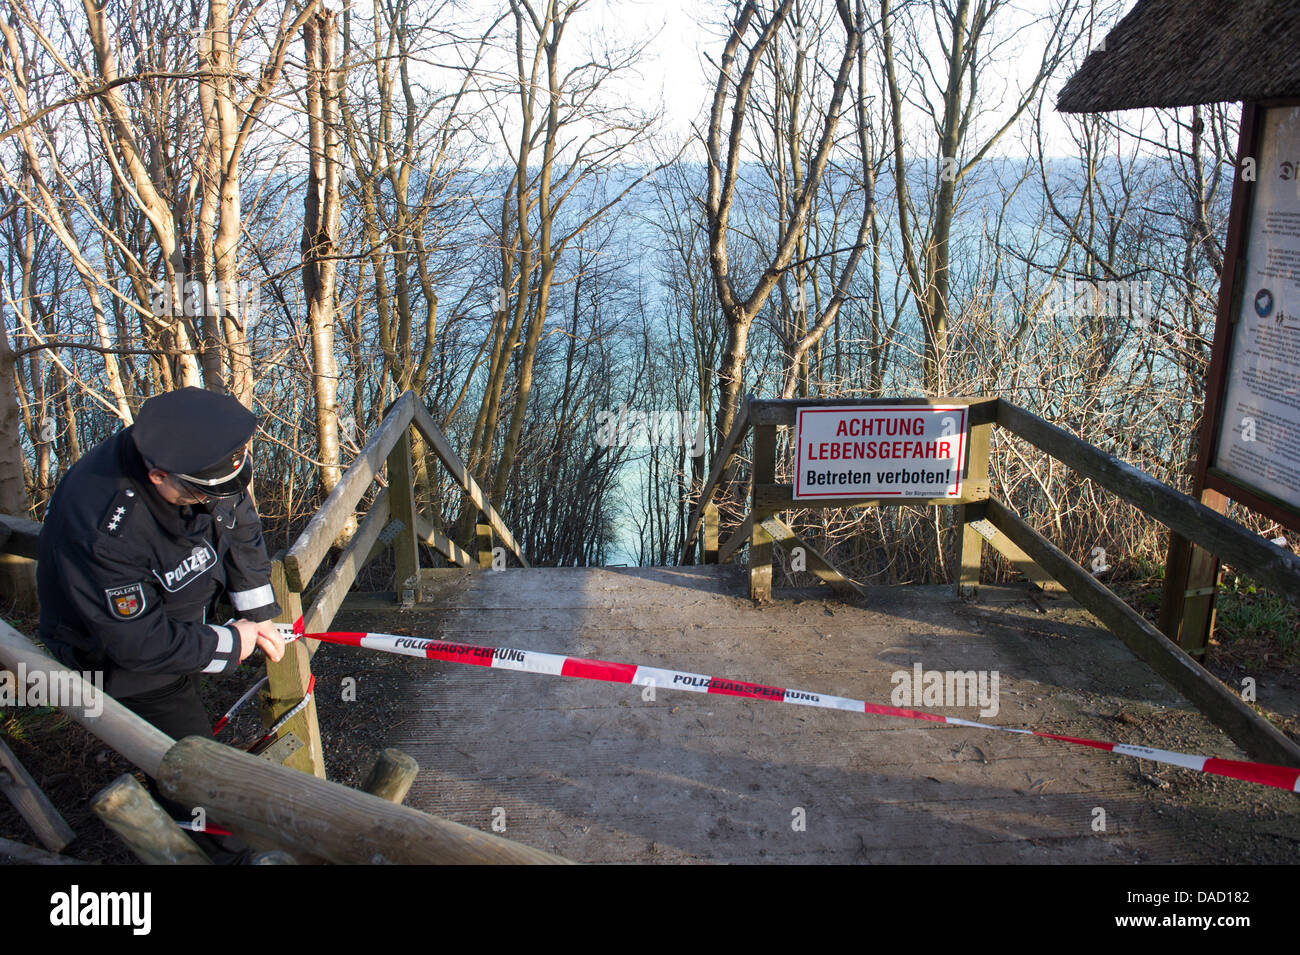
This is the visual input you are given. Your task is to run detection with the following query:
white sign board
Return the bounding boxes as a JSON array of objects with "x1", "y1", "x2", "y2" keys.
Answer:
[
  {"x1": 794, "y1": 405, "x2": 968, "y2": 500},
  {"x1": 1214, "y1": 105, "x2": 1300, "y2": 514}
]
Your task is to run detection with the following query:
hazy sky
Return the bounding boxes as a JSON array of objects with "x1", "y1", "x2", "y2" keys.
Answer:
[{"x1": 570, "y1": 0, "x2": 1135, "y2": 160}]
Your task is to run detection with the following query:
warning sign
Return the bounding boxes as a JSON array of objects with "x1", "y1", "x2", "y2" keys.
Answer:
[{"x1": 794, "y1": 405, "x2": 967, "y2": 499}]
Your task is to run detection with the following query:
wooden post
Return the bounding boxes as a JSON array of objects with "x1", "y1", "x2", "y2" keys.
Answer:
[
  {"x1": 703, "y1": 502, "x2": 719, "y2": 564},
  {"x1": 477, "y1": 522, "x2": 494, "y2": 570},
  {"x1": 266, "y1": 559, "x2": 326, "y2": 778},
  {"x1": 0, "y1": 514, "x2": 40, "y2": 612},
  {"x1": 750, "y1": 424, "x2": 777, "y2": 602},
  {"x1": 0, "y1": 737, "x2": 76, "y2": 851},
  {"x1": 955, "y1": 419, "x2": 991, "y2": 598},
  {"x1": 386, "y1": 429, "x2": 421, "y2": 605},
  {"x1": 361, "y1": 748, "x2": 419, "y2": 805},
  {"x1": 1160, "y1": 489, "x2": 1229, "y2": 654},
  {"x1": 0, "y1": 554, "x2": 37, "y2": 612},
  {"x1": 0, "y1": 835, "x2": 85, "y2": 864},
  {"x1": 91, "y1": 774, "x2": 211, "y2": 865},
  {"x1": 1180, "y1": 533, "x2": 1225, "y2": 655},
  {"x1": 1158, "y1": 102, "x2": 1260, "y2": 652}
]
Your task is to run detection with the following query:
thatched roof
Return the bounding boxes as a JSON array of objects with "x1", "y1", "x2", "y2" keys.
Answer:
[{"x1": 1058, "y1": 0, "x2": 1300, "y2": 113}]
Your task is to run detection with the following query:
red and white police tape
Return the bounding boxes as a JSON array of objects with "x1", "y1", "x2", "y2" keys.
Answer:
[
  {"x1": 277, "y1": 619, "x2": 1300, "y2": 793},
  {"x1": 246, "y1": 673, "x2": 315, "y2": 754},
  {"x1": 213, "y1": 675, "x2": 268, "y2": 735}
]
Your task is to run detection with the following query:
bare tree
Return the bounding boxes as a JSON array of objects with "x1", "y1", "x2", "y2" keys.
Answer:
[
  {"x1": 450, "y1": 0, "x2": 661, "y2": 550},
  {"x1": 0, "y1": 0, "x2": 321, "y2": 405},
  {"x1": 704, "y1": 0, "x2": 863, "y2": 440},
  {"x1": 879, "y1": 0, "x2": 1082, "y2": 393},
  {"x1": 302, "y1": 7, "x2": 343, "y2": 497}
]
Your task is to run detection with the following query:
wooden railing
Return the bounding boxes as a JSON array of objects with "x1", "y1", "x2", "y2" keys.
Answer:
[
  {"x1": 0, "y1": 513, "x2": 41, "y2": 559},
  {"x1": 266, "y1": 390, "x2": 528, "y2": 778},
  {"x1": 683, "y1": 395, "x2": 1300, "y2": 769},
  {"x1": 684, "y1": 396, "x2": 998, "y2": 597}
]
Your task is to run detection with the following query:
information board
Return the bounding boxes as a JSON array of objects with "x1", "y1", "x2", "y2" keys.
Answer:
[
  {"x1": 794, "y1": 405, "x2": 967, "y2": 500},
  {"x1": 1213, "y1": 105, "x2": 1300, "y2": 516}
]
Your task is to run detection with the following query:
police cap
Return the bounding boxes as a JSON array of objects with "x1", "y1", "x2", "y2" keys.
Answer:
[{"x1": 132, "y1": 387, "x2": 257, "y2": 498}]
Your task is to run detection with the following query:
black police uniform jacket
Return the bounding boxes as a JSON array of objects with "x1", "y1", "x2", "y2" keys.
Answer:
[{"x1": 37, "y1": 428, "x2": 281, "y2": 699}]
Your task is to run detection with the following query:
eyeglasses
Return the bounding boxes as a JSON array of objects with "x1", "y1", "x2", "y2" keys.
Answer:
[{"x1": 165, "y1": 472, "x2": 212, "y2": 504}]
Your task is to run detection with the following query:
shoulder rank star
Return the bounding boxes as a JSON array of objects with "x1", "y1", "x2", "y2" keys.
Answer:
[{"x1": 100, "y1": 489, "x2": 136, "y2": 536}]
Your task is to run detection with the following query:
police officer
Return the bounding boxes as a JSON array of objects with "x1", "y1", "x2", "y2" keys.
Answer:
[{"x1": 37, "y1": 387, "x2": 286, "y2": 744}]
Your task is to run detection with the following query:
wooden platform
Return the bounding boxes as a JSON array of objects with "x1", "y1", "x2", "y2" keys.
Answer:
[{"x1": 327, "y1": 565, "x2": 1300, "y2": 863}]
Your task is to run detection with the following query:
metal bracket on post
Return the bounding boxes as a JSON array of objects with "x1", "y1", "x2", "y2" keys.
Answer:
[
  {"x1": 254, "y1": 733, "x2": 305, "y2": 765},
  {"x1": 400, "y1": 574, "x2": 418, "y2": 609}
]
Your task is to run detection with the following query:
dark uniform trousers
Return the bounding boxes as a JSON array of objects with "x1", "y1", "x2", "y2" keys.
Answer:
[
  {"x1": 119, "y1": 672, "x2": 255, "y2": 862},
  {"x1": 37, "y1": 427, "x2": 280, "y2": 862}
]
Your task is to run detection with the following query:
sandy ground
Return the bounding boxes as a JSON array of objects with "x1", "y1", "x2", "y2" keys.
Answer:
[{"x1": 313, "y1": 566, "x2": 1300, "y2": 864}]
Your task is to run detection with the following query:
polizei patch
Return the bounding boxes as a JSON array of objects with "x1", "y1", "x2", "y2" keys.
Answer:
[
  {"x1": 105, "y1": 583, "x2": 146, "y2": 619},
  {"x1": 152, "y1": 542, "x2": 217, "y2": 592}
]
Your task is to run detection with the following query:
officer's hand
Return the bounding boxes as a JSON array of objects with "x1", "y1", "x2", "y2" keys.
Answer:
[
  {"x1": 233, "y1": 619, "x2": 261, "y2": 662},
  {"x1": 254, "y1": 621, "x2": 285, "y2": 663},
  {"x1": 233, "y1": 619, "x2": 285, "y2": 663}
]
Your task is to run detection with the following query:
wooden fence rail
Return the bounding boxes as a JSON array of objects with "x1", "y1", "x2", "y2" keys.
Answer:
[
  {"x1": 996, "y1": 400, "x2": 1300, "y2": 606},
  {"x1": 0, "y1": 513, "x2": 41, "y2": 559},
  {"x1": 266, "y1": 391, "x2": 531, "y2": 776},
  {"x1": 283, "y1": 392, "x2": 417, "y2": 592},
  {"x1": 688, "y1": 396, "x2": 997, "y2": 601},
  {"x1": 985, "y1": 498, "x2": 1300, "y2": 767},
  {"x1": 0, "y1": 620, "x2": 173, "y2": 777},
  {"x1": 680, "y1": 394, "x2": 1300, "y2": 768}
]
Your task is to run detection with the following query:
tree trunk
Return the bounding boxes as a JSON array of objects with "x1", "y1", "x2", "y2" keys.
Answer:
[{"x1": 302, "y1": 10, "x2": 345, "y2": 508}]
